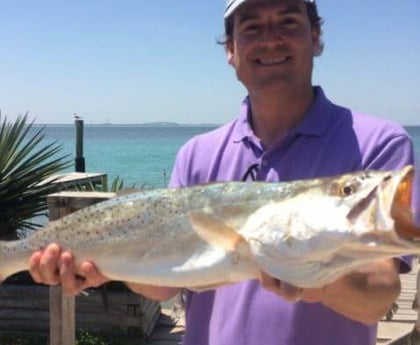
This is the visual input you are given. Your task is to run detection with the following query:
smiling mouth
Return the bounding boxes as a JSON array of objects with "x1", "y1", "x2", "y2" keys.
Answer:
[{"x1": 256, "y1": 56, "x2": 290, "y2": 66}]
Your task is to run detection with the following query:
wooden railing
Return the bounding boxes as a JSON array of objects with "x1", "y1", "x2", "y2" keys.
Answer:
[{"x1": 47, "y1": 191, "x2": 115, "y2": 345}]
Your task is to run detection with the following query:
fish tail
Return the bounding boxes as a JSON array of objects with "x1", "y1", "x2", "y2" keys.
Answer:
[{"x1": 0, "y1": 239, "x2": 29, "y2": 283}]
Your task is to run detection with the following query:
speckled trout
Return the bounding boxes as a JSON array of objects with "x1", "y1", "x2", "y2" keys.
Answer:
[{"x1": 0, "y1": 166, "x2": 419, "y2": 289}]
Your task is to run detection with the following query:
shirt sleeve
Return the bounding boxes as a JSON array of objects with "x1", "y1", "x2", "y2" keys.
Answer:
[
  {"x1": 169, "y1": 140, "x2": 193, "y2": 188},
  {"x1": 365, "y1": 134, "x2": 415, "y2": 171},
  {"x1": 169, "y1": 151, "x2": 185, "y2": 188}
]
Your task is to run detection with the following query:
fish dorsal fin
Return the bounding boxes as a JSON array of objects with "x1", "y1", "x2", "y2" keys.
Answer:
[{"x1": 189, "y1": 210, "x2": 245, "y2": 252}]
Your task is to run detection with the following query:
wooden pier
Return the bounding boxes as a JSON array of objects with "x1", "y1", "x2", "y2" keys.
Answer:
[
  {"x1": 377, "y1": 261, "x2": 419, "y2": 345},
  {"x1": 149, "y1": 308, "x2": 184, "y2": 345}
]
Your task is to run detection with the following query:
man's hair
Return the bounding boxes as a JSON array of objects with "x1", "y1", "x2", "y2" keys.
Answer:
[{"x1": 219, "y1": 2, "x2": 324, "y2": 55}]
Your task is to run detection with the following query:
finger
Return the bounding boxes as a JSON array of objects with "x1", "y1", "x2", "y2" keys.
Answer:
[
  {"x1": 59, "y1": 251, "x2": 84, "y2": 296},
  {"x1": 259, "y1": 271, "x2": 281, "y2": 292},
  {"x1": 79, "y1": 261, "x2": 109, "y2": 288},
  {"x1": 278, "y1": 282, "x2": 303, "y2": 302},
  {"x1": 59, "y1": 258, "x2": 109, "y2": 295},
  {"x1": 301, "y1": 287, "x2": 325, "y2": 303},
  {"x1": 28, "y1": 251, "x2": 43, "y2": 283},
  {"x1": 38, "y1": 243, "x2": 61, "y2": 285},
  {"x1": 260, "y1": 271, "x2": 302, "y2": 302}
]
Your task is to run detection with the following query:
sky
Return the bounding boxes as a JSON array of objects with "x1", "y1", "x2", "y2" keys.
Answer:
[{"x1": 0, "y1": 0, "x2": 419, "y2": 125}]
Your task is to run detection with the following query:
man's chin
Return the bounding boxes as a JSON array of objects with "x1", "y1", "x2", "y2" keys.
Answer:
[{"x1": 249, "y1": 75, "x2": 294, "y2": 91}]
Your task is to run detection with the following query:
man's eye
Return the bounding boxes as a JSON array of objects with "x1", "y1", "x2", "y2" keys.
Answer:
[
  {"x1": 281, "y1": 18, "x2": 298, "y2": 27},
  {"x1": 243, "y1": 25, "x2": 259, "y2": 33}
]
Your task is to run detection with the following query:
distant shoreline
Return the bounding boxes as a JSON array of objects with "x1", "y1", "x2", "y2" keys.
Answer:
[
  {"x1": 31, "y1": 123, "x2": 419, "y2": 129},
  {"x1": 32, "y1": 122, "x2": 220, "y2": 128}
]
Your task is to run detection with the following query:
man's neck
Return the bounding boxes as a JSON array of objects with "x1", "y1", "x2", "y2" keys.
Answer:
[{"x1": 248, "y1": 86, "x2": 315, "y2": 148}]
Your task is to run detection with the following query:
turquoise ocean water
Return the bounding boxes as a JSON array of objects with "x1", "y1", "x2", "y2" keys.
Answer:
[
  {"x1": 33, "y1": 124, "x2": 420, "y2": 189},
  {"x1": 37, "y1": 125, "x2": 218, "y2": 188}
]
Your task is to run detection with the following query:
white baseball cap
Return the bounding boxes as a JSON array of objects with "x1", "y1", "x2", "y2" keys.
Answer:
[{"x1": 224, "y1": 0, "x2": 315, "y2": 19}]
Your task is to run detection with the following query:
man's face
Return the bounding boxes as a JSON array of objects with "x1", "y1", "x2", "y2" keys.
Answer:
[{"x1": 227, "y1": 0, "x2": 321, "y2": 92}]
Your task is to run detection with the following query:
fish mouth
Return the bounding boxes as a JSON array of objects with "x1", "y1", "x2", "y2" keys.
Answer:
[
  {"x1": 347, "y1": 165, "x2": 419, "y2": 239},
  {"x1": 390, "y1": 166, "x2": 420, "y2": 239}
]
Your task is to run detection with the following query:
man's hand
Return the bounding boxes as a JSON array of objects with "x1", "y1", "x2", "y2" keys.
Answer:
[
  {"x1": 29, "y1": 243, "x2": 180, "y2": 301},
  {"x1": 259, "y1": 271, "x2": 324, "y2": 303},
  {"x1": 259, "y1": 258, "x2": 401, "y2": 325},
  {"x1": 28, "y1": 243, "x2": 110, "y2": 296}
]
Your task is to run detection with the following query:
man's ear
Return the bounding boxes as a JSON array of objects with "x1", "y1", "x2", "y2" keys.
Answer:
[
  {"x1": 226, "y1": 41, "x2": 234, "y2": 66},
  {"x1": 311, "y1": 27, "x2": 323, "y2": 56}
]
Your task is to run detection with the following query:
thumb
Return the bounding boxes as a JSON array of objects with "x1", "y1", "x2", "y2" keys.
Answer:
[{"x1": 259, "y1": 271, "x2": 302, "y2": 302}]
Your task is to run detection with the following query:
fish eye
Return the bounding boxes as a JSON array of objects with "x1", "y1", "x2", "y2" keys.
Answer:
[{"x1": 341, "y1": 183, "x2": 357, "y2": 197}]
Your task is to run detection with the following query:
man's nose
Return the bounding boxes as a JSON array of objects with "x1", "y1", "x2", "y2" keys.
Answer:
[{"x1": 261, "y1": 23, "x2": 285, "y2": 44}]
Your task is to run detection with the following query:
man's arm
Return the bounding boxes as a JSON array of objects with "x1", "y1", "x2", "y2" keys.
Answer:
[
  {"x1": 320, "y1": 258, "x2": 401, "y2": 324},
  {"x1": 260, "y1": 258, "x2": 401, "y2": 325}
]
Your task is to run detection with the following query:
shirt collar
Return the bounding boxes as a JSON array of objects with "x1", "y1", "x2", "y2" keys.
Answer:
[
  {"x1": 232, "y1": 86, "x2": 334, "y2": 143},
  {"x1": 232, "y1": 96, "x2": 256, "y2": 143},
  {"x1": 291, "y1": 86, "x2": 334, "y2": 136}
]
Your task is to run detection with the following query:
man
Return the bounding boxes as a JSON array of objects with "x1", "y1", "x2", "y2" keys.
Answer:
[{"x1": 29, "y1": 1, "x2": 416, "y2": 344}]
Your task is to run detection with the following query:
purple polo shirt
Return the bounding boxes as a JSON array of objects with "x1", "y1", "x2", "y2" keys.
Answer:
[{"x1": 169, "y1": 87, "x2": 415, "y2": 345}]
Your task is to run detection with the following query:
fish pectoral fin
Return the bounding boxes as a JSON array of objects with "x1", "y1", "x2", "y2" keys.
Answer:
[{"x1": 189, "y1": 211, "x2": 246, "y2": 252}]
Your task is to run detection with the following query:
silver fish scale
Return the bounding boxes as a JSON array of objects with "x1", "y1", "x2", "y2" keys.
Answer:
[
  {"x1": 6, "y1": 177, "x2": 325, "y2": 277},
  {"x1": 12, "y1": 177, "x2": 330, "y2": 262},
  {"x1": 21, "y1": 182, "x2": 295, "y2": 252}
]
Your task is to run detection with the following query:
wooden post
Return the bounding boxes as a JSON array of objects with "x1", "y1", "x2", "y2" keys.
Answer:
[
  {"x1": 75, "y1": 118, "x2": 85, "y2": 173},
  {"x1": 47, "y1": 191, "x2": 115, "y2": 345}
]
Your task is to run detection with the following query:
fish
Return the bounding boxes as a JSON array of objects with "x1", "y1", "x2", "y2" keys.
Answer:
[{"x1": 0, "y1": 165, "x2": 419, "y2": 290}]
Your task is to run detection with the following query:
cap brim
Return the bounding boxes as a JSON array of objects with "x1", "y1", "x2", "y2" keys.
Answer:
[
  {"x1": 224, "y1": 0, "x2": 315, "y2": 19},
  {"x1": 224, "y1": 0, "x2": 247, "y2": 19}
]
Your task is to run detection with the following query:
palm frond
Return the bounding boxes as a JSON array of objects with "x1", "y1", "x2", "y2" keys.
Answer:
[{"x1": 0, "y1": 113, "x2": 71, "y2": 237}]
